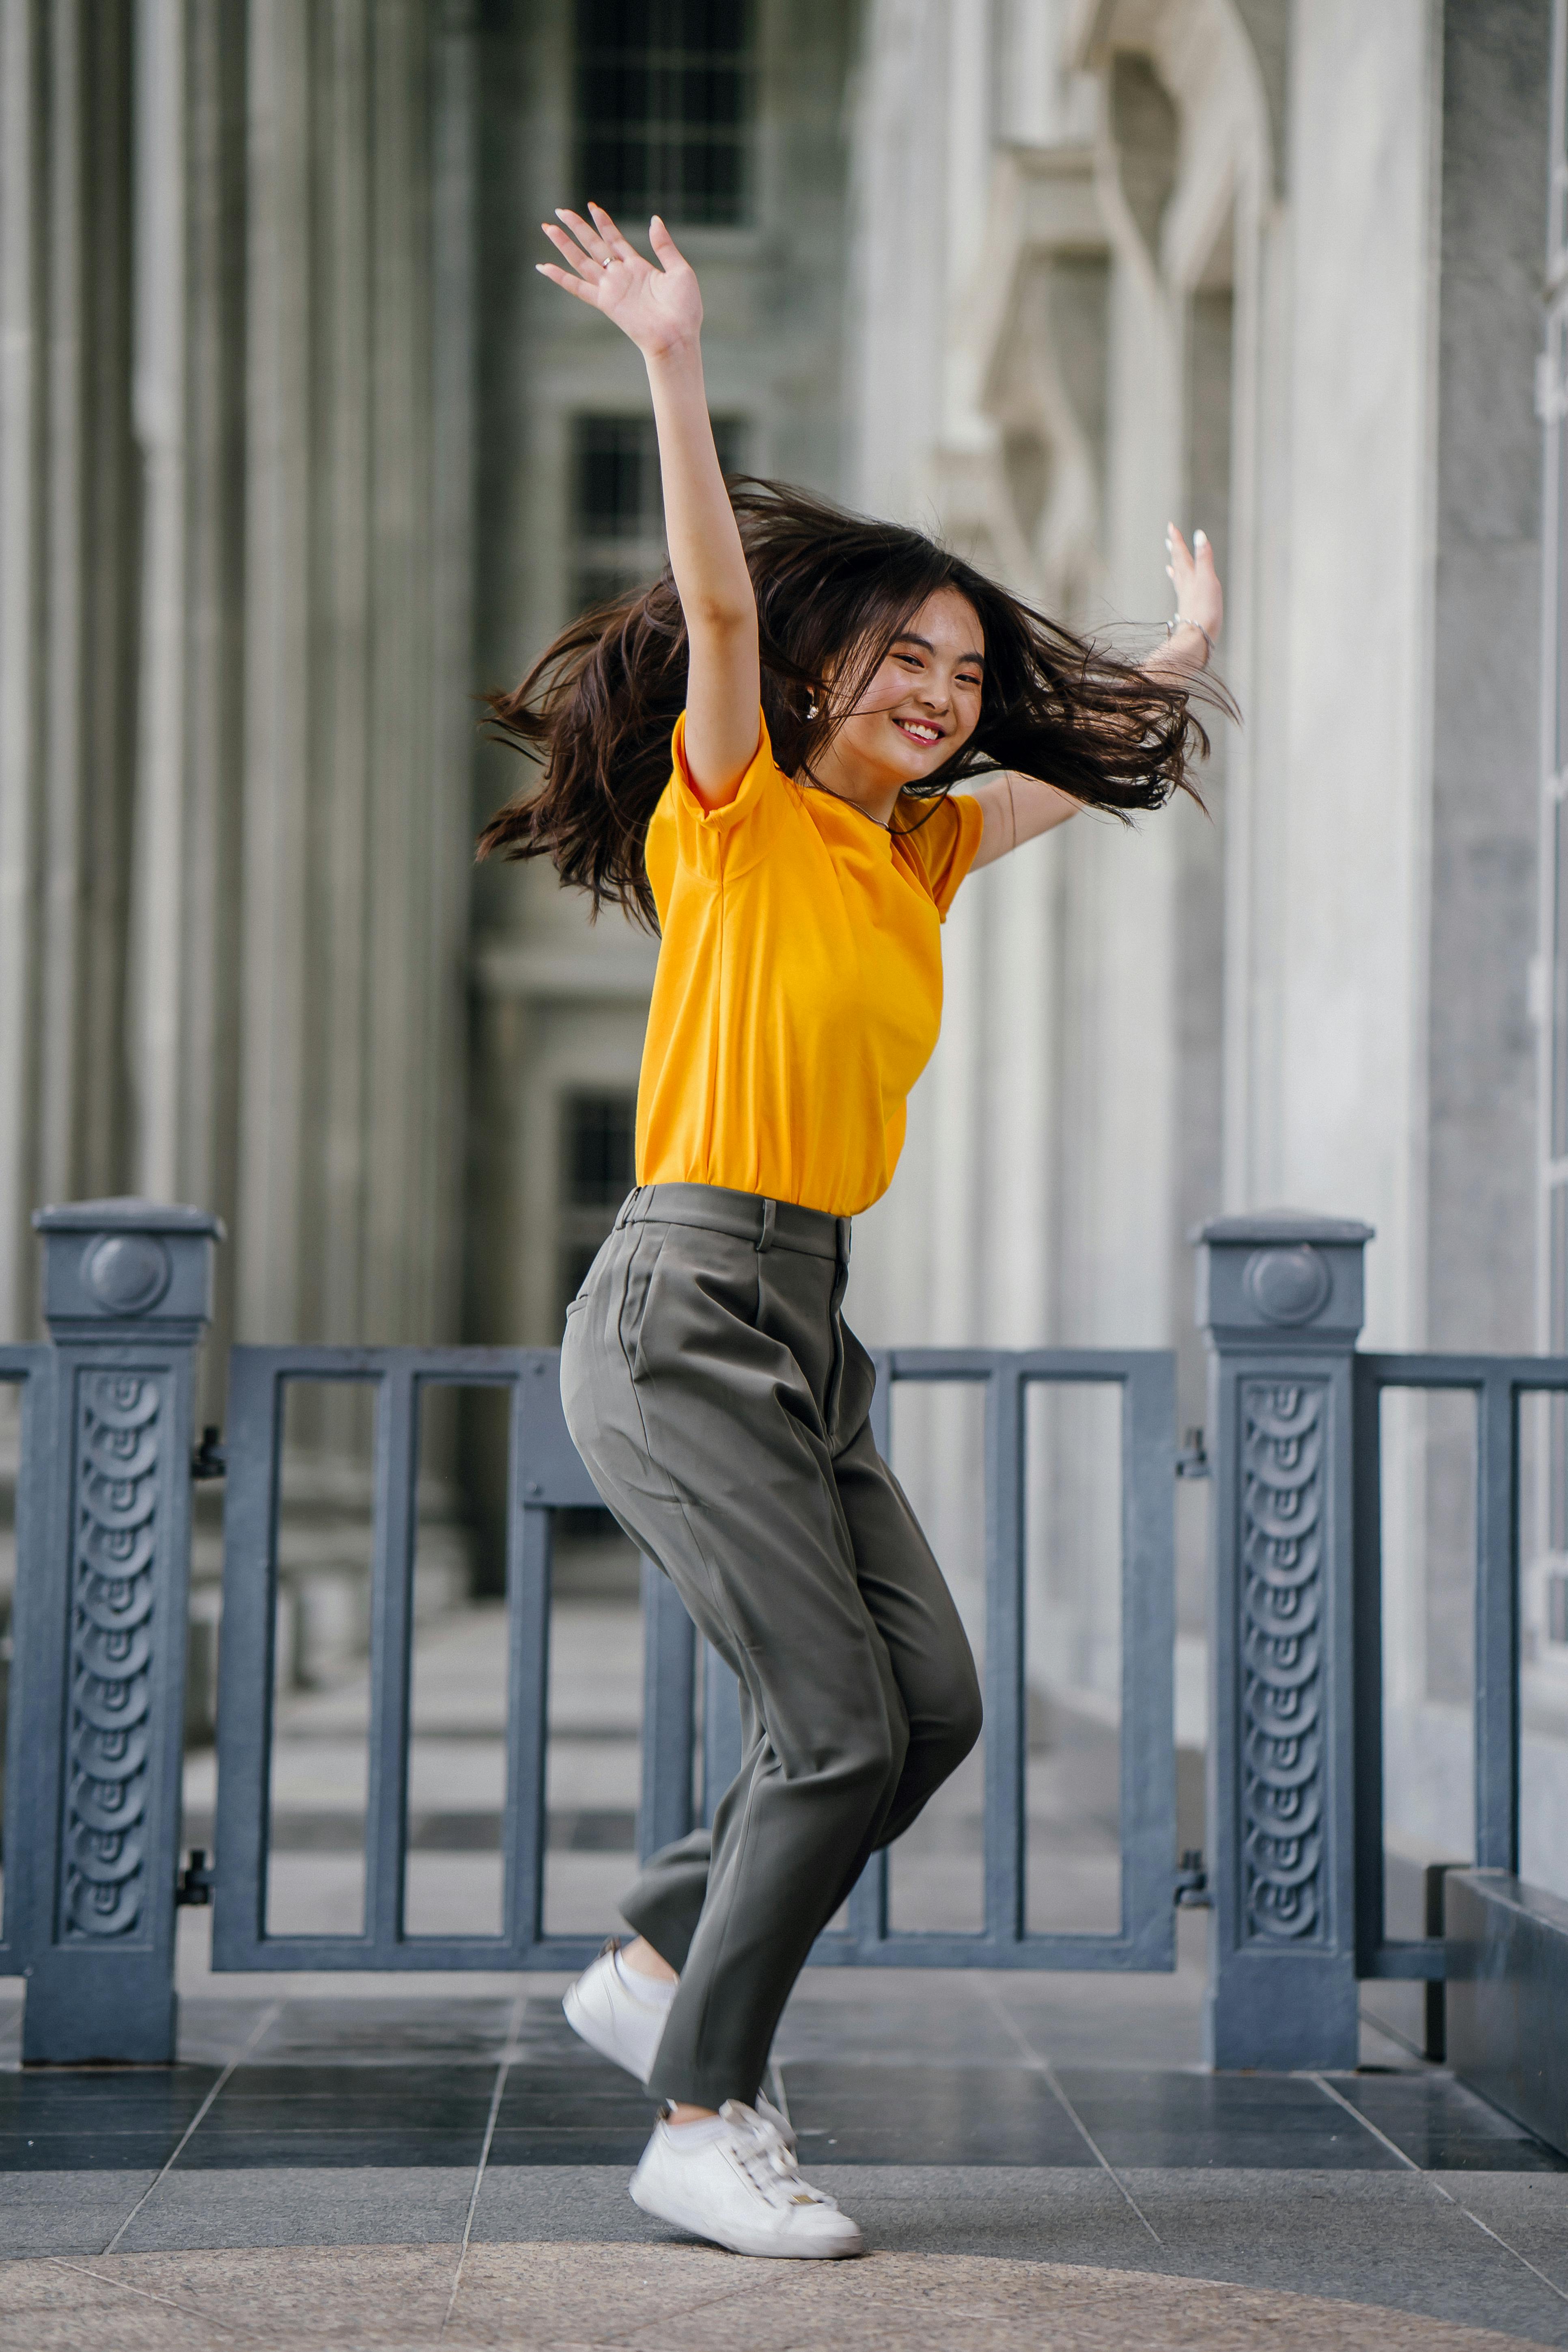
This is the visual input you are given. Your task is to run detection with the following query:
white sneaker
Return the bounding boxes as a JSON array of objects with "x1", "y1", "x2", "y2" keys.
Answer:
[
  {"x1": 629, "y1": 2100, "x2": 862, "y2": 2260},
  {"x1": 562, "y1": 1943, "x2": 796, "y2": 2147},
  {"x1": 563, "y1": 1941, "x2": 670, "y2": 2085}
]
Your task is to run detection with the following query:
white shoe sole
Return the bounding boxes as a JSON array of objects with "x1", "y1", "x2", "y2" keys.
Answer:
[
  {"x1": 628, "y1": 2171, "x2": 864, "y2": 2260},
  {"x1": 562, "y1": 1978, "x2": 652, "y2": 2083}
]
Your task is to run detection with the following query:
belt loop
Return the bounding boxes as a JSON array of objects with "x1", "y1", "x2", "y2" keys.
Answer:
[
  {"x1": 615, "y1": 1186, "x2": 640, "y2": 1231},
  {"x1": 837, "y1": 1216, "x2": 851, "y2": 1265},
  {"x1": 758, "y1": 1199, "x2": 777, "y2": 1254}
]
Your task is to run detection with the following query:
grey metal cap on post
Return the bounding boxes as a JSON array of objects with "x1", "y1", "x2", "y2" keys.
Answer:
[
  {"x1": 15, "y1": 1200, "x2": 222, "y2": 2064},
  {"x1": 1193, "y1": 1211, "x2": 1373, "y2": 1349},
  {"x1": 1195, "y1": 1208, "x2": 1373, "y2": 2073},
  {"x1": 33, "y1": 1198, "x2": 223, "y2": 1338}
]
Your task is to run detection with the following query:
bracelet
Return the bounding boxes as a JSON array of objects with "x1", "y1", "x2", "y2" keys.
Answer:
[{"x1": 1167, "y1": 614, "x2": 1215, "y2": 661}]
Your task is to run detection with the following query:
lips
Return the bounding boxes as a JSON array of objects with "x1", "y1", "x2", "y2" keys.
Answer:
[{"x1": 895, "y1": 719, "x2": 942, "y2": 746}]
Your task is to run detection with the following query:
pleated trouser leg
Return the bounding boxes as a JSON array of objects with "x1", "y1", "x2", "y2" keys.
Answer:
[{"x1": 560, "y1": 1190, "x2": 982, "y2": 2112}]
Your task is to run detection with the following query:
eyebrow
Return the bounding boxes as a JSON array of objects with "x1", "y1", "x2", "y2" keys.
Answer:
[{"x1": 892, "y1": 632, "x2": 986, "y2": 666}]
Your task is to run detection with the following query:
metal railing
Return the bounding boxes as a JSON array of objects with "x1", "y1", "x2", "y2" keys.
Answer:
[
  {"x1": 0, "y1": 1196, "x2": 1557, "y2": 2072},
  {"x1": 207, "y1": 1341, "x2": 1176, "y2": 1977}
]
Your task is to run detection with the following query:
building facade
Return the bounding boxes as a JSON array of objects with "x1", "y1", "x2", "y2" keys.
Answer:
[
  {"x1": 837, "y1": 0, "x2": 1559, "y2": 1887},
  {"x1": 0, "y1": 0, "x2": 1562, "y2": 1891}
]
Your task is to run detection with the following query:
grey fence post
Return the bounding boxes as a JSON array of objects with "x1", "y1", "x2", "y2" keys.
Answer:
[
  {"x1": 15, "y1": 1200, "x2": 222, "y2": 2063},
  {"x1": 1196, "y1": 1209, "x2": 1373, "y2": 2071}
]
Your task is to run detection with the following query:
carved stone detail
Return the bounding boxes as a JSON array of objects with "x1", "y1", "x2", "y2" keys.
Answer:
[
  {"x1": 61, "y1": 1372, "x2": 163, "y2": 1939},
  {"x1": 1240, "y1": 1380, "x2": 1325, "y2": 1943}
]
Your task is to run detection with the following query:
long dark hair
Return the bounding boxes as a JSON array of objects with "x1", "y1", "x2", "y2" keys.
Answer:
[{"x1": 478, "y1": 479, "x2": 1227, "y2": 930}]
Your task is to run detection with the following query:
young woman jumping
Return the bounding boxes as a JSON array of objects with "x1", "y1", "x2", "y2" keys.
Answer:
[{"x1": 479, "y1": 201, "x2": 1224, "y2": 2260}]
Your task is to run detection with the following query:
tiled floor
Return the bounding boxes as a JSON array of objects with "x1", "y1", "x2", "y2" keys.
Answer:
[
  {"x1": 4, "y1": 1588, "x2": 1566, "y2": 2343},
  {"x1": 1, "y1": 1973, "x2": 1565, "y2": 2345}
]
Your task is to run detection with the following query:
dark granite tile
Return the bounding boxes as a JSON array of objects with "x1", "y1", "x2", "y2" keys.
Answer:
[
  {"x1": 1332, "y1": 2070, "x2": 1568, "y2": 2172},
  {"x1": 485, "y1": 2126, "x2": 653, "y2": 2164},
  {"x1": 497, "y1": 2056, "x2": 655, "y2": 2136},
  {"x1": 0, "y1": 2067, "x2": 218, "y2": 2170},
  {"x1": 166, "y1": 2061, "x2": 497, "y2": 2168},
  {"x1": 248, "y1": 1998, "x2": 516, "y2": 2067},
  {"x1": 169, "y1": 2129, "x2": 489, "y2": 2170},
  {"x1": 1053, "y1": 2067, "x2": 1405, "y2": 2170},
  {"x1": 211, "y1": 2061, "x2": 496, "y2": 2128},
  {"x1": 0, "y1": 2132, "x2": 192, "y2": 2175},
  {"x1": 777, "y1": 2061, "x2": 1098, "y2": 2166}
]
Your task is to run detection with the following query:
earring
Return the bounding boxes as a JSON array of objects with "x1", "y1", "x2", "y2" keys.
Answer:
[{"x1": 807, "y1": 695, "x2": 819, "y2": 719}]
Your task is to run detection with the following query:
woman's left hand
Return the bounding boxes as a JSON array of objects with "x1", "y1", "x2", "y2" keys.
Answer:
[{"x1": 1165, "y1": 523, "x2": 1223, "y2": 664}]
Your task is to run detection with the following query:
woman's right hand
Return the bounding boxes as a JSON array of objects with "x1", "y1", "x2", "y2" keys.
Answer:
[{"x1": 538, "y1": 203, "x2": 702, "y2": 362}]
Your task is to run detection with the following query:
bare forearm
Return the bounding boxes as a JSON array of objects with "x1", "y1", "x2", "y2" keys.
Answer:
[
  {"x1": 1143, "y1": 618, "x2": 1212, "y2": 686},
  {"x1": 535, "y1": 205, "x2": 759, "y2": 802},
  {"x1": 645, "y1": 340, "x2": 754, "y2": 633},
  {"x1": 965, "y1": 772, "x2": 1081, "y2": 869}
]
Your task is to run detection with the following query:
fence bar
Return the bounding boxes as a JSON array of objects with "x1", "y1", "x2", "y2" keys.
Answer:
[
  {"x1": 984, "y1": 1365, "x2": 1026, "y2": 1944},
  {"x1": 1351, "y1": 1356, "x2": 1387, "y2": 1978},
  {"x1": 211, "y1": 1350, "x2": 284, "y2": 1968},
  {"x1": 16, "y1": 1201, "x2": 220, "y2": 2063},
  {"x1": 1475, "y1": 1372, "x2": 1520, "y2": 1871},
  {"x1": 508, "y1": 1502, "x2": 553, "y2": 1947},
  {"x1": 1119, "y1": 1352, "x2": 1178, "y2": 1968},
  {"x1": 366, "y1": 1367, "x2": 419, "y2": 1948},
  {"x1": 1197, "y1": 1210, "x2": 1372, "y2": 2071}
]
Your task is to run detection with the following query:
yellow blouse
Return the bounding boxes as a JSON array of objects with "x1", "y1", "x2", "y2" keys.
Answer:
[{"x1": 635, "y1": 711, "x2": 984, "y2": 1217}]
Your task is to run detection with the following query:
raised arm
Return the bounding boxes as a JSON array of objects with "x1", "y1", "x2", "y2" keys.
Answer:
[
  {"x1": 538, "y1": 205, "x2": 758, "y2": 808},
  {"x1": 965, "y1": 522, "x2": 1224, "y2": 869}
]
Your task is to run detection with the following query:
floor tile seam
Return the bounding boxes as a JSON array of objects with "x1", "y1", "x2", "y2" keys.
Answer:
[
  {"x1": 439, "y1": 1988, "x2": 524, "y2": 2337},
  {"x1": 99, "y1": 2000, "x2": 283, "y2": 2257},
  {"x1": 969, "y1": 1975, "x2": 1164, "y2": 2246},
  {"x1": 1448, "y1": 2204, "x2": 1568, "y2": 2311},
  {"x1": 44, "y1": 2256, "x2": 253, "y2": 2338},
  {"x1": 1301, "y1": 2072, "x2": 1428, "y2": 2179}
]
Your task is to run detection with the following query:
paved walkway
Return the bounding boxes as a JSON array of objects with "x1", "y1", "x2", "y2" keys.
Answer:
[
  {"x1": 5, "y1": 1595, "x2": 1567, "y2": 2345},
  {"x1": 2, "y1": 1958, "x2": 1566, "y2": 2348}
]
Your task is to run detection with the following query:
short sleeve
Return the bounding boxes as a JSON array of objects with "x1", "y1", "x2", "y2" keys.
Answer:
[
  {"x1": 655, "y1": 707, "x2": 785, "y2": 884},
  {"x1": 893, "y1": 792, "x2": 985, "y2": 921}
]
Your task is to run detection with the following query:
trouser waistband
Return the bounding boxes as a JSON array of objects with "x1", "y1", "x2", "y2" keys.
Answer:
[{"x1": 615, "y1": 1183, "x2": 850, "y2": 1263}]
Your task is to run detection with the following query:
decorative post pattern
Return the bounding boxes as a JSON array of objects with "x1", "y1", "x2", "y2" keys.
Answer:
[
  {"x1": 14, "y1": 1201, "x2": 220, "y2": 2064},
  {"x1": 1196, "y1": 1212, "x2": 1372, "y2": 2070}
]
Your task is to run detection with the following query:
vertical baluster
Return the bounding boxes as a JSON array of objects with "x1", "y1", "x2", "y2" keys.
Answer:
[
  {"x1": 1350, "y1": 1354, "x2": 1388, "y2": 1977},
  {"x1": 506, "y1": 1361, "x2": 554, "y2": 1952},
  {"x1": 984, "y1": 1362, "x2": 1025, "y2": 1946},
  {"x1": 848, "y1": 1349, "x2": 897, "y2": 1950},
  {"x1": 1473, "y1": 1372, "x2": 1520, "y2": 1872},
  {"x1": 365, "y1": 1364, "x2": 417, "y2": 1950},
  {"x1": 1119, "y1": 1354, "x2": 1177, "y2": 1967}
]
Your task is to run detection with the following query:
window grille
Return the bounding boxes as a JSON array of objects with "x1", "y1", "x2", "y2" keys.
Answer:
[
  {"x1": 575, "y1": 0, "x2": 754, "y2": 229},
  {"x1": 570, "y1": 412, "x2": 746, "y2": 614}
]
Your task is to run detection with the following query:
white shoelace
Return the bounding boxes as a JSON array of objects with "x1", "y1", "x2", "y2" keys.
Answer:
[{"x1": 716, "y1": 2101, "x2": 836, "y2": 2209}]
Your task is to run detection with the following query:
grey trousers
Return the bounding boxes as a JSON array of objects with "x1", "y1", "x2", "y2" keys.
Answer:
[{"x1": 559, "y1": 1182, "x2": 982, "y2": 2111}]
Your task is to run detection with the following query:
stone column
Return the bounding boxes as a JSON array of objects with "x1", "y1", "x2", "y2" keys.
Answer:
[
  {"x1": 1196, "y1": 1209, "x2": 1373, "y2": 2070},
  {"x1": 15, "y1": 1200, "x2": 220, "y2": 2064}
]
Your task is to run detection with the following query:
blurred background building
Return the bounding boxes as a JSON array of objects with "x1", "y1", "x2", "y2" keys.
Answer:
[{"x1": 0, "y1": 0, "x2": 1562, "y2": 1930}]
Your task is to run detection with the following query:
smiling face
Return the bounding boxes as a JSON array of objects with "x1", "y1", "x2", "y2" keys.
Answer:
[{"x1": 821, "y1": 587, "x2": 986, "y2": 812}]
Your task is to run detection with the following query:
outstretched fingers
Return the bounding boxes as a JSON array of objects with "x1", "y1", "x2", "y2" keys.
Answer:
[
  {"x1": 535, "y1": 259, "x2": 603, "y2": 304},
  {"x1": 586, "y1": 201, "x2": 642, "y2": 264},
  {"x1": 540, "y1": 219, "x2": 607, "y2": 282}
]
